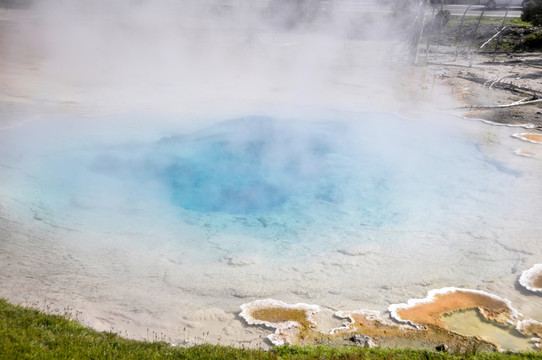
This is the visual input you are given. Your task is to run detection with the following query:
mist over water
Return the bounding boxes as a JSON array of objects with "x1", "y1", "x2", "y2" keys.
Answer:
[
  {"x1": 0, "y1": 109, "x2": 535, "y2": 265},
  {"x1": 1, "y1": 0, "x2": 542, "y2": 347}
]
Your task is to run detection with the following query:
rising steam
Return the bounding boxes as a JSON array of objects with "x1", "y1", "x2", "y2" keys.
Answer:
[{"x1": 6, "y1": 0, "x2": 428, "y2": 115}]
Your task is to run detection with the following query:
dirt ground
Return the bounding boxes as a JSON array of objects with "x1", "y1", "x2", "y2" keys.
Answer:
[
  {"x1": 426, "y1": 49, "x2": 542, "y2": 129},
  {"x1": 421, "y1": 19, "x2": 542, "y2": 129}
]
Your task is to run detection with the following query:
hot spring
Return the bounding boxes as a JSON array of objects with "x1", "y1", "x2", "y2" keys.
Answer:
[{"x1": 1, "y1": 109, "x2": 541, "y2": 344}]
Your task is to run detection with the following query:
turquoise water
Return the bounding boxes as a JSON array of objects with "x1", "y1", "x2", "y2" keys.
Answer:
[
  {"x1": 152, "y1": 116, "x2": 394, "y2": 218},
  {"x1": 0, "y1": 111, "x2": 524, "y2": 261},
  {"x1": 2, "y1": 109, "x2": 542, "y2": 343},
  {"x1": 144, "y1": 114, "x2": 519, "y2": 231}
]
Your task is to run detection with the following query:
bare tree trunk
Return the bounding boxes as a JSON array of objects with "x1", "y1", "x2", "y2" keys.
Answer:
[
  {"x1": 424, "y1": 2, "x2": 437, "y2": 63},
  {"x1": 493, "y1": 0, "x2": 512, "y2": 61},
  {"x1": 411, "y1": 0, "x2": 428, "y2": 65},
  {"x1": 454, "y1": 0, "x2": 475, "y2": 61},
  {"x1": 468, "y1": 7, "x2": 486, "y2": 67},
  {"x1": 434, "y1": 0, "x2": 445, "y2": 55}
]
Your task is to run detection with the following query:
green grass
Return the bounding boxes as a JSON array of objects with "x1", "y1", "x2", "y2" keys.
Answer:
[
  {"x1": 447, "y1": 15, "x2": 532, "y2": 27},
  {"x1": 1, "y1": 299, "x2": 541, "y2": 360}
]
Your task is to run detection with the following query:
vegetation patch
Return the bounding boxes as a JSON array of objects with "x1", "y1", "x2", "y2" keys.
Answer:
[
  {"x1": 424, "y1": 14, "x2": 541, "y2": 52},
  {"x1": 520, "y1": 31, "x2": 542, "y2": 50},
  {"x1": 522, "y1": 0, "x2": 542, "y2": 27}
]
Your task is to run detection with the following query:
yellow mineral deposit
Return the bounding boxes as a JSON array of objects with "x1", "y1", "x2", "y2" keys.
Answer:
[
  {"x1": 241, "y1": 296, "x2": 499, "y2": 351},
  {"x1": 249, "y1": 307, "x2": 313, "y2": 329},
  {"x1": 333, "y1": 310, "x2": 497, "y2": 352},
  {"x1": 512, "y1": 133, "x2": 542, "y2": 144},
  {"x1": 519, "y1": 264, "x2": 542, "y2": 293},
  {"x1": 390, "y1": 289, "x2": 515, "y2": 328},
  {"x1": 239, "y1": 299, "x2": 320, "y2": 345},
  {"x1": 240, "y1": 288, "x2": 542, "y2": 352},
  {"x1": 443, "y1": 309, "x2": 537, "y2": 352},
  {"x1": 517, "y1": 320, "x2": 542, "y2": 349},
  {"x1": 514, "y1": 149, "x2": 536, "y2": 157}
]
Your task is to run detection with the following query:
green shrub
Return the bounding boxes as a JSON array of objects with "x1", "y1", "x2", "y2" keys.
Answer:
[
  {"x1": 522, "y1": 0, "x2": 542, "y2": 26},
  {"x1": 524, "y1": 32, "x2": 542, "y2": 48}
]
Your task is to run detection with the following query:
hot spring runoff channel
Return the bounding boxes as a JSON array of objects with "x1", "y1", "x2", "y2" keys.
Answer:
[{"x1": 0, "y1": 111, "x2": 533, "y2": 266}]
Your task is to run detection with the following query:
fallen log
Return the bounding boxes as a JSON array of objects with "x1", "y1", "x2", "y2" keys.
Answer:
[
  {"x1": 458, "y1": 74, "x2": 542, "y2": 97},
  {"x1": 451, "y1": 97, "x2": 542, "y2": 110}
]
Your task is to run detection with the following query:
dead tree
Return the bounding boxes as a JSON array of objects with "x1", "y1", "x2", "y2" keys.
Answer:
[
  {"x1": 408, "y1": 0, "x2": 429, "y2": 65},
  {"x1": 492, "y1": 0, "x2": 512, "y2": 61},
  {"x1": 454, "y1": 0, "x2": 476, "y2": 60}
]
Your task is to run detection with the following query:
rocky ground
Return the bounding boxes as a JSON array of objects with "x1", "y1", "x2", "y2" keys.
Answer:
[
  {"x1": 429, "y1": 53, "x2": 542, "y2": 129},
  {"x1": 427, "y1": 50, "x2": 542, "y2": 129},
  {"x1": 423, "y1": 20, "x2": 542, "y2": 129}
]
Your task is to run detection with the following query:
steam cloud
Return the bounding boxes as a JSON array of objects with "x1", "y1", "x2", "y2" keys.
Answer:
[{"x1": 7, "y1": 0, "x2": 418, "y2": 115}]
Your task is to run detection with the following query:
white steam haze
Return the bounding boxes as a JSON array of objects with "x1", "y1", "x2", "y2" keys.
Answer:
[
  {"x1": 4, "y1": 0, "x2": 446, "y2": 119},
  {"x1": 2, "y1": 0, "x2": 542, "y2": 349}
]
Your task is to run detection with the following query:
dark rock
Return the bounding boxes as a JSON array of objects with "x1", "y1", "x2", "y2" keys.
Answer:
[
  {"x1": 435, "y1": 344, "x2": 449, "y2": 352},
  {"x1": 349, "y1": 334, "x2": 376, "y2": 348}
]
